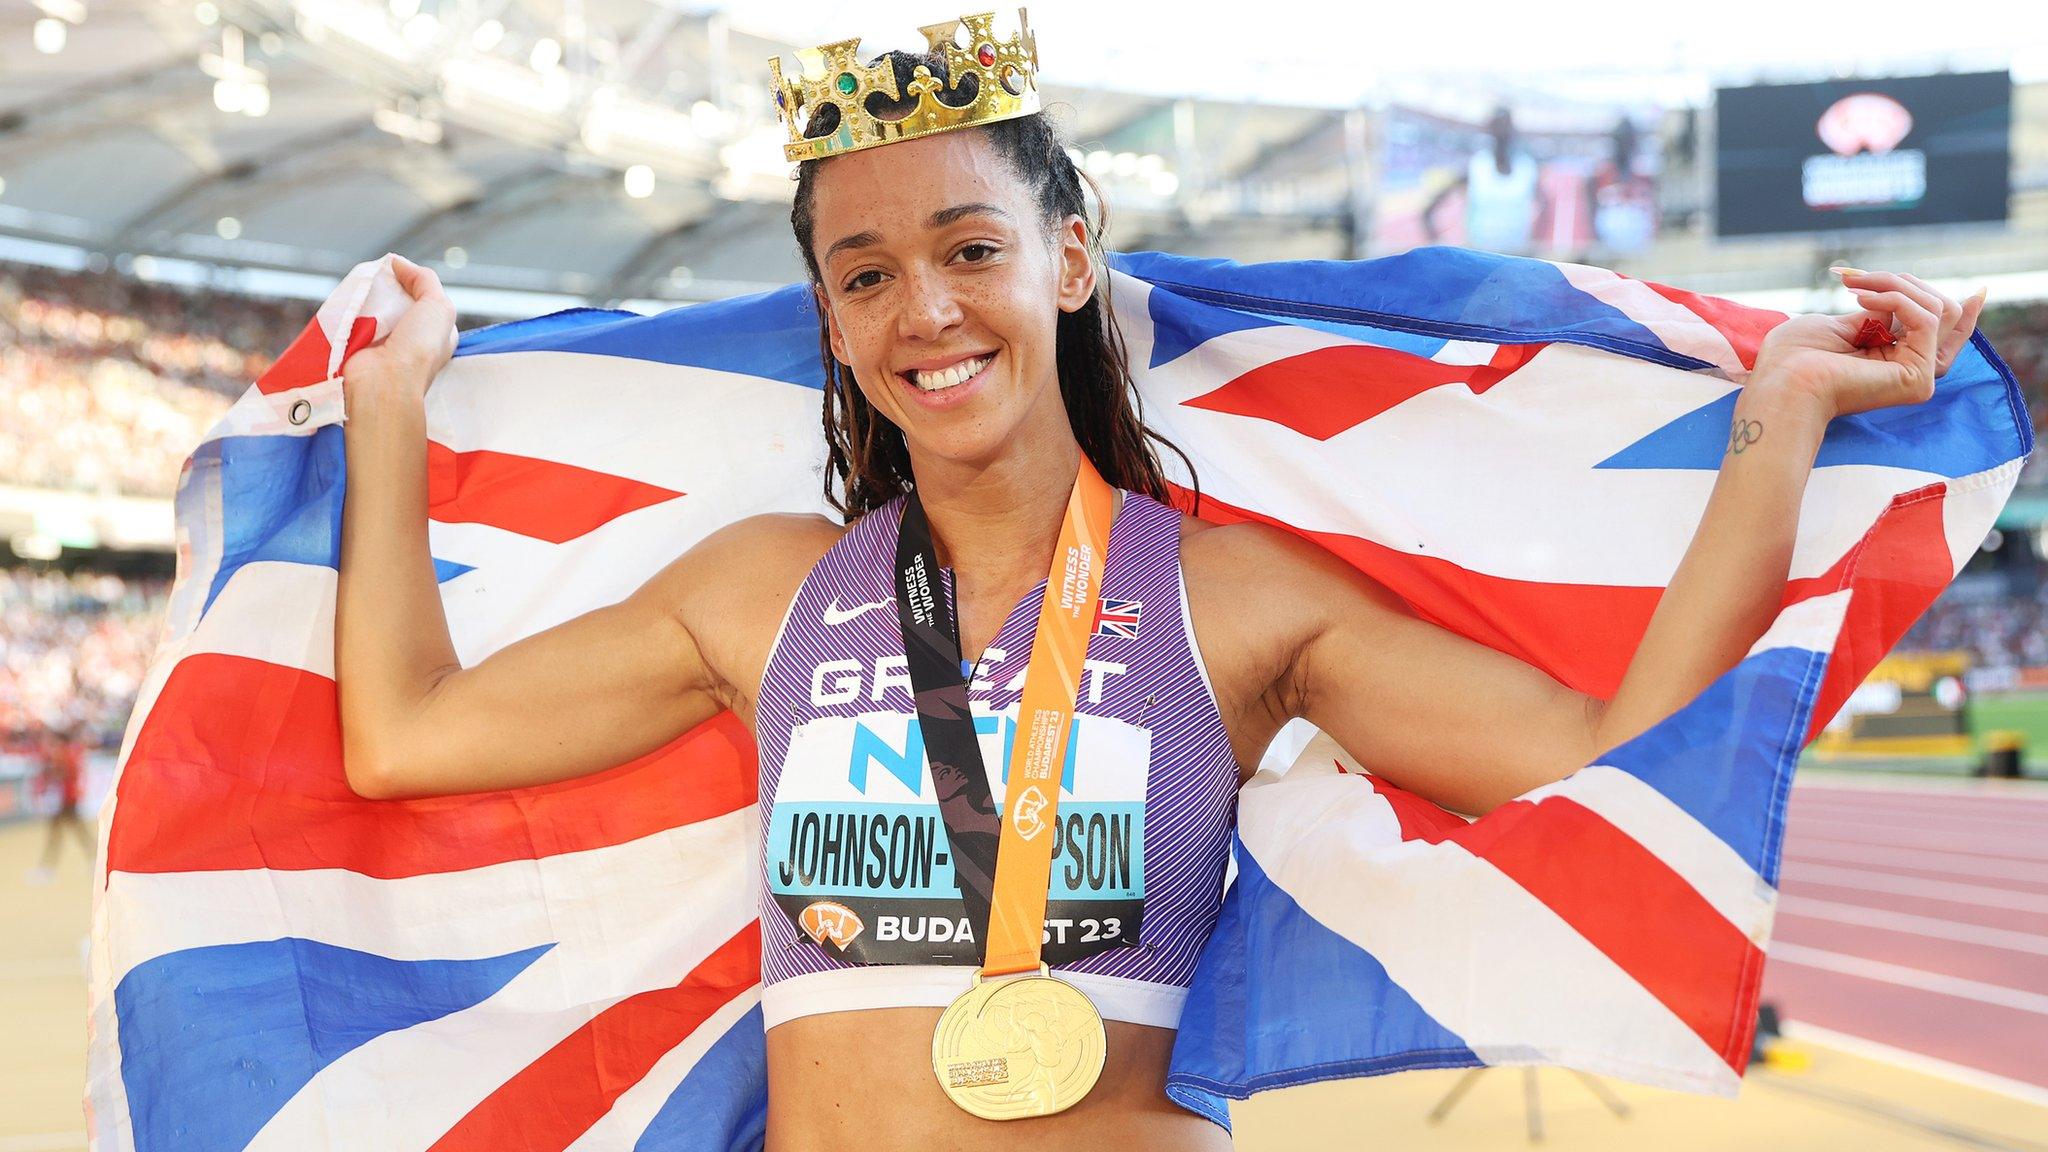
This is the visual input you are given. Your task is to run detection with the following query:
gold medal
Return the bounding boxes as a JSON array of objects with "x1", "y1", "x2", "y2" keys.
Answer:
[
  {"x1": 932, "y1": 965, "x2": 1106, "y2": 1120},
  {"x1": 919, "y1": 460, "x2": 1118, "y2": 1118}
]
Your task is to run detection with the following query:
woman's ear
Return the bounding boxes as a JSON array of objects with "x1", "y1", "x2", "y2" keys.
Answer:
[
  {"x1": 817, "y1": 288, "x2": 852, "y2": 365},
  {"x1": 1054, "y1": 213, "x2": 1096, "y2": 314}
]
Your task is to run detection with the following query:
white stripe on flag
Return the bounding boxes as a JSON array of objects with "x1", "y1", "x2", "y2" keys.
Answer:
[
  {"x1": 1239, "y1": 748, "x2": 1740, "y2": 1093},
  {"x1": 1746, "y1": 589, "x2": 1852, "y2": 660},
  {"x1": 242, "y1": 817, "x2": 758, "y2": 1150},
  {"x1": 1548, "y1": 261, "x2": 1746, "y2": 379},
  {"x1": 1522, "y1": 766, "x2": 1776, "y2": 942},
  {"x1": 425, "y1": 350, "x2": 829, "y2": 494},
  {"x1": 207, "y1": 375, "x2": 347, "y2": 444},
  {"x1": 100, "y1": 805, "x2": 754, "y2": 981},
  {"x1": 563, "y1": 987, "x2": 763, "y2": 1152},
  {"x1": 1941, "y1": 460, "x2": 2026, "y2": 574},
  {"x1": 1143, "y1": 341, "x2": 1946, "y2": 587}
]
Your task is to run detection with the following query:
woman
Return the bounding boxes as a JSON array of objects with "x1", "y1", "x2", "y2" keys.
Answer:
[{"x1": 335, "y1": 31, "x2": 1986, "y2": 1151}]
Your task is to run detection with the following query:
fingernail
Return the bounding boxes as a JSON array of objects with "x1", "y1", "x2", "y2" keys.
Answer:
[{"x1": 1830, "y1": 266, "x2": 1865, "y2": 276}]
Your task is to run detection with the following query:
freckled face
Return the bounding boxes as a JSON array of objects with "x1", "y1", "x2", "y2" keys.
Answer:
[{"x1": 809, "y1": 129, "x2": 1094, "y2": 471}]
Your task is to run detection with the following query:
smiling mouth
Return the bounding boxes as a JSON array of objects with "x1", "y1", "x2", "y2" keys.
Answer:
[{"x1": 902, "y1": 352, "x2": 995, "y2": 392}]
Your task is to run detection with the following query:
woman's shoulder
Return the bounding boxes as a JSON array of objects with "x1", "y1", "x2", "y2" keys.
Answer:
[{"x1": 692, "y1": 511, "x2": 848, "y2": 581}]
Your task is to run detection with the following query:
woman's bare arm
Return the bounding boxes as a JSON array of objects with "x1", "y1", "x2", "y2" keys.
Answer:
[{"x1": 335, "y1": 258, "x2": 826, "y2": 800}]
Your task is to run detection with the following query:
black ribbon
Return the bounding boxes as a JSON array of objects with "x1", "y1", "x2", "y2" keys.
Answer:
[{"x1": 894, "y1": 490, "x2": 1002, "y2": 957}]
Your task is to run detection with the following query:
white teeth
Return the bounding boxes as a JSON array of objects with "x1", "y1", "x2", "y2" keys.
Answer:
[{"x1": 910, "y1": 354, "x2": 990, "y2": 391}]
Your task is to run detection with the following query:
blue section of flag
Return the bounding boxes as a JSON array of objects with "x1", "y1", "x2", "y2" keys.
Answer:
[
  {"x1": 1600, "y1": 643, "x2": 1825, "y2": 886},
  {"x1": 203, "y1": 427, "x2": 346, "y2": 614},
  {"x1": 115, "y1": 938, "x2": 549, "y2": 1152},
  {"x1": 1168, "y1": 846, "x2": 1479, "y2": 1119},
  {"x1": 455, "y1": 289, "x2": 828, "y2": 391},
  {"x1": 1113, "y1": 248, "x2": 1697, "y2": 368},
  {"x1": 1138, "y1": 276, "x2": 1280, "y2": 368},
  {"x1": 635, "y1": 1004, "x2": 768, "y2": 1152},
  {"x1": 433, "y1": 558, "x2": 475, "y2": 583},
  {"x1": 1597, "y1": 338, "x2": 2030, "y2": 480}
]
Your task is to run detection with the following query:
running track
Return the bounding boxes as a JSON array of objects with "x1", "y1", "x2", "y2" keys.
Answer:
[{"x1": 1762, "y1": 776, "x2": 2048, "y2": 1091}]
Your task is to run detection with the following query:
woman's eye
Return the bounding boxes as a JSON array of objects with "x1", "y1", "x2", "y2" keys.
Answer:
[
  {"x1": 957, "y1": 242, "x2": 996, "y2": 262},
  {"x1": 844, "y1": 270, "x2": 883, "y2": 292}
]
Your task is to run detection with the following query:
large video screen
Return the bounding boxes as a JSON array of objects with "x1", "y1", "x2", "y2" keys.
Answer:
[{"x1": 1714, "y1": 71, "x2": 2010, "y2": 237}]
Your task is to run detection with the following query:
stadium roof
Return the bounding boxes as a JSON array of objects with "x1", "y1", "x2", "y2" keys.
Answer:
[{"x1": 0, "y1": 1, "x2": 2042, "y2": 314}]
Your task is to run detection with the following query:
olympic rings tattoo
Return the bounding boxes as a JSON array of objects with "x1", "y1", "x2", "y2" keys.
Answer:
[{"x1": 1728, "y1": 418, "x2": 1763, "y2": 456}]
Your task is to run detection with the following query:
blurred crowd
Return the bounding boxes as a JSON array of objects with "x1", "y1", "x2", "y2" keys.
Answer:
[
  {"x1": 1899, "y1": 588, "x2": 2048, "y2": 669},
  {"x1": 1981, "y1": 300, "x2": 2048, "y2": 485},
  {"x1": 0, "y1": 568, "x2": 165, "y2": 759},
  {"x1": 0, "y1": 262, "x2": 305, "y2": 498}
]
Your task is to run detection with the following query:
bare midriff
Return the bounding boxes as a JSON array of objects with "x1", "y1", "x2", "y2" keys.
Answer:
[{"x1": 765, "y1": 1009, "x2": 1232, "y2": 1151}]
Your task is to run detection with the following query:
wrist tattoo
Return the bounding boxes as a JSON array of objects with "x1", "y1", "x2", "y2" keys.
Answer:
[{"x1": 1728, "y1": 418, "x2": 1763, "y2": 455}]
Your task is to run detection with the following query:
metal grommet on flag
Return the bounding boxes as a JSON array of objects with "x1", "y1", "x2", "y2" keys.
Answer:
[{"x1": 288, "y1": 398, "x2": 312, "y2": 426}]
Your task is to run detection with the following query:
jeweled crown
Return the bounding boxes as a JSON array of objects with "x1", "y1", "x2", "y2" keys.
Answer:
[{"x1": 769, "y1": 10, "x2": 1040, "y2": 164}]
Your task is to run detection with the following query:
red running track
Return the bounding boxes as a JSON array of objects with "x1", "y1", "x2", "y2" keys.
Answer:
[{"x1": 1761, "y1": 777, "x2": 2048, "y2": 1090}]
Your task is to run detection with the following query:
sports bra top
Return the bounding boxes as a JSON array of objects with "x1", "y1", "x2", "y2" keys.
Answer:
[{"x1": 753, "y1": 490, "x2": 1240, "y2": 1030}]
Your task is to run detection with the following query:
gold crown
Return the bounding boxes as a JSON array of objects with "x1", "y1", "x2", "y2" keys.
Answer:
[{"x1": 769, "y1": 10, "x2": 1040, "y2": 164}]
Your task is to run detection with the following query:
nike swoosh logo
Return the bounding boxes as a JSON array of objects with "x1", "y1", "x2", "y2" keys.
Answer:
[{"x1": 822, "y1": 597, "x2": 894, "y2": 626}]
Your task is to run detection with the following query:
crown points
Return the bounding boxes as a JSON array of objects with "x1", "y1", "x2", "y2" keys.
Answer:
[{"x1": 769, "y1": 7, "x2": 1042, "y2": 165}]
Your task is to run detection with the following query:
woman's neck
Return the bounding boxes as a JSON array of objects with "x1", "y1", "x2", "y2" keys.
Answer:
[{"x1": 910, "y1": 434, "x2": 1084, "y2": 593}]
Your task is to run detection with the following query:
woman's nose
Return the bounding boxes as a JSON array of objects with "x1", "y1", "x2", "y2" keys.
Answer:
[{"x1": 895, "y1": 266, "x2": 963, "y2": 340}]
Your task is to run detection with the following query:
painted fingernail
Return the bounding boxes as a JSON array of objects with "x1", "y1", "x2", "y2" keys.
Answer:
[{"x1": 1830, "y1": 266, "x2": 1865, "y2": 276}]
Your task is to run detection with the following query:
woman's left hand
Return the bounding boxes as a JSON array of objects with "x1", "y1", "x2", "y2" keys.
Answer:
[{"x1": 1749, "y1": 268, "x2": 1987, "y2": 420}]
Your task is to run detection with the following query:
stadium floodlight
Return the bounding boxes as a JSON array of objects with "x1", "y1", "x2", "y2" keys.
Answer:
[
  {"x1": 194, "y1": 1, "x2": 217, "y2": 25},
  {"x1": 623, "y1": 165, "x2": 656, "y2": 199},
  {"x1": 33, "y1": 18, "x2": 66, "y2": 54},
  {"x1": 401, "y1": 13, "x2": 438, "y2": 48},
  {"x1": 443, "y1": 246, "x2": 468, "y2": 269},
  {"x1": 530, "y1": 37, "x2": 562, "y2": 72},
  {"x1": 202, "y1": 26, "x2": 270, "y2": 117},
  {"x1": 373, "y1": 103, "x2": 443, "y2": 145},
  {"x1": 215, "y1": 216, "x2": 241, "y2": 240},
  {"x1": 470, "y1": 19, "x2": 504, "y2": 52},
  {"x1": 441, "y1": 55, "x2": 571, "y2": 117}
]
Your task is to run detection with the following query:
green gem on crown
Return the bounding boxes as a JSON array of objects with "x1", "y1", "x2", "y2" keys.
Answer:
[{"x1": 835, "y1": 72, "x2": 858, "y2": 96}]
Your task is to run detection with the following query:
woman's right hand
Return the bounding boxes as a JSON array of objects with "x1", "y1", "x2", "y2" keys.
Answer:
[{"x1": 343, "y1": 255, "x2": 458, "y2": 401}]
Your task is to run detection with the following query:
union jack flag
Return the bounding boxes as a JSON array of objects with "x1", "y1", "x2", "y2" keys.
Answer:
[
  {"x1": 85, "y1": 246, "x2": 2029, "y2": 1148},
  {"x1": 1092, "y1": 596, "x2": 1143, "y2": 638}
]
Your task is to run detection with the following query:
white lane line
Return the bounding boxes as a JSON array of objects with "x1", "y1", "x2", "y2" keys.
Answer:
[
  {"x1": 1783, "y1": 840, "x2": 2048, "y2": 886},
  {"x1": 1780, "y1": 863, "x2": 2048, "y2": 914},
  {"x1": 1790, "y1": 810, "x2": 2048, "y2": 836},
  {"x1": 1777, "y1": 895, "x2": 2048, "y2": 957},
  {"x1": 1778, "y1": 1022, "x2": 2048, "y2": 1110},
  {"x1": 1770, "y1": 942, "x2": 2048, "y2": 1016},
  {"x1": 1793, "y1": 778, "x2": 2048, "y2": 801},
  {"x1": 1787, "y1": 823, "x2": 2048, "y2": 863}
]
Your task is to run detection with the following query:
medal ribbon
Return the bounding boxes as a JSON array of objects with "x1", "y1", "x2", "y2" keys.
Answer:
[{"x1": 894, "y1": 458, "x2": 1116, "y2": 977}]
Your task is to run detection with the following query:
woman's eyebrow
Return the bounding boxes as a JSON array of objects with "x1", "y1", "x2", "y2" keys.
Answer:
[{"x1": 822, "y1": 203, "x2": 1013, "y2": 265}]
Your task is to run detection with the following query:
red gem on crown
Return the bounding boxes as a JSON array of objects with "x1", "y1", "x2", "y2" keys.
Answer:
[{"x1": 976, "y1": 43, "x2": 996, "y2": 66}]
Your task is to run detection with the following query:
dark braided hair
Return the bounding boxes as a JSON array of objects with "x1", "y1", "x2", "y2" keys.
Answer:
[{"x1": 789, "y1": 49, "x2": 1197, "y2": 519}]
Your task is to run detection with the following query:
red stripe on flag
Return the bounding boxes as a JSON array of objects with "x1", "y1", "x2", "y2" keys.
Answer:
[
  {"x1": 1453, "y1": 795, "x2": 1762, "y2": 1070},
  {"x1": 1184, "y1": 342, "x2": 1544, "y2": 441},
  {"x1": 1361, "y1": 771, "x2": 1471, "y2": 842},
  {"x1": 1180, "y1": 486, "x2": 1656, "y2": 698},
  {"x1": 1640, "y1": 281, "x2": 1786, "y2": 373},
  {"x1": 427, "y1": 440, "x2": 684, "y2": 544},
  {"x1": 255, "y1": 316, "x2": 378, "y2": 395},
  {"x1": 427, "y1": 924, "x2": 760, "y2": 1152},
  {"x1": 1785, "y1": 482, "x2": 1954, "y2": 742},
  {"x1": 105, "y1": 652, "x2": 755, "y2": 877}
]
